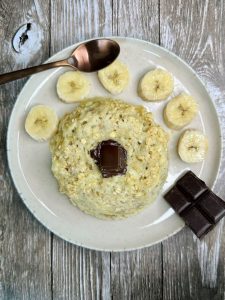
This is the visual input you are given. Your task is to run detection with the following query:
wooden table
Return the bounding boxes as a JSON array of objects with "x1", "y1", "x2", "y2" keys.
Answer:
[{"x1": 0, "y1": 0, "x2": 225, "y2": 299}]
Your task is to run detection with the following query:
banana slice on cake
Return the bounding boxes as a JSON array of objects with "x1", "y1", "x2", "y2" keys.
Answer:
[
  {"x1": 25, "y1": 105, "x2": 58, "y2": 141},
  {"x1": 56, "y1": 71, "x2": 90, "y2": 103},
  {"x1": 164, "y1": 93, "x2": 198, "y2": 129},
  {"x1": 98, "y1": 60, "x2": 129, "y2": 94},
  {"x1": 178, "y1": 130, "x2": 208, "y2": 163},
  {"x1": 138, "y1": 68, "x2": 174, "y2": 101}
]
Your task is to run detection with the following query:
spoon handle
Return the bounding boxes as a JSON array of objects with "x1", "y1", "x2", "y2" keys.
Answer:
[{"x1": 0, "y1": 59, "x2": 72, "y2": 85}]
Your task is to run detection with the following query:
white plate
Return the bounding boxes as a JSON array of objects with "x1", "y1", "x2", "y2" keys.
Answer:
[{"x1": 7, "y1": 37, "x2": 222, "y2": 251}]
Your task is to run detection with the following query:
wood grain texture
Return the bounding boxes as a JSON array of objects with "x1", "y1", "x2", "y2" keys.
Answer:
[
  {"x1": 113, "y1": 0, "x2": 159, "y2": 42},
  {"x1": 52, "y1": 237, "x2": 110, "y2": 300},
  {"x1": 110, "y1": 1, "x2": 162, "y2": 300},
  {"x1": 50, "y1": 1, "x2": 112, "y2": 299},
  {"x1": 160, "y1": 0, "x2": 225, "y2": 299},
  {"x1": 0, "y1": 1, "x2": 51, "y2": 299},
  {"x1": 51, "y1": 0, "x2": 112, "y2": 54},
  {"x1": 111, "y1": 247, "x2": 162, "y2": 300}
]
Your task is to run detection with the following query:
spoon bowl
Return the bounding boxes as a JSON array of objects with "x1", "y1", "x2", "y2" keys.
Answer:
[
  {"x1": 0, "y1": 38, "x2": 120, "y2": 85},
  {"x1": 71, "y1": 39, "x2": 120, "y2": 72}
]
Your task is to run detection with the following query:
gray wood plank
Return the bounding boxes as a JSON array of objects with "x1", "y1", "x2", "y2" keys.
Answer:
[
  {"x1": 51, "y1": 0, "x2": 112, "y2": 54},
  {"x1": 160, "y1": 0, "x2": 225, "y2": 299},
  {"x1": 52, "y1": 237, "x2": 110, "y2": 300},
  {"x1": 0, "y1": 1, "x2": 52, "y2": 299},
  {"x1": 111, "y1": 247, "x2": 162, "y2": 300},
  {"x1": 50, "y1": 1, "x2": 112, "y2": 299},
  {"x1": 110, "y1": 1, "x2": 162, "y2": 300},
  {"x1": 113, "y1": 0, "x2": 159, "y2": 42}
]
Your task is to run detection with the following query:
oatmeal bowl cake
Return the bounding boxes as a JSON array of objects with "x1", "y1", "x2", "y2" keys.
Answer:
[{"x1": 50, "y1": 97, "x2": 168, "y2": 220}]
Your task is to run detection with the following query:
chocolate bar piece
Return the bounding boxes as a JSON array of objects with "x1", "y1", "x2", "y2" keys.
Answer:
[
  {"x1": 177, "y1": 171, "x2": 208, "y2": 200},
  {"x1": 164, "y1": 171, "x2": 225, "y2": 238},
  {"x1": 90, "y1": 139, "x2": 127, "y2": 178},
  {"x1": 182, "y1": 207, "x2": 213, "y2": 238},
  {"x1": 164, "y1": 186, "x2": 191, "y2": 214},
  {"x1": 197, "y1": 191, "x2": 225, "y2": 224}
]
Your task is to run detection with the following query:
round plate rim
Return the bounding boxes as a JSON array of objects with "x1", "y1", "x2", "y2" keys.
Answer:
[{"x1": 7, "y1": 36, "x2": 223, "y2": 252}]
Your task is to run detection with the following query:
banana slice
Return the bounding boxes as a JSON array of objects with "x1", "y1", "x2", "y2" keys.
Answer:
[
  {"x1": 138, "y1": 68, "x2": 174, "y2": 101},
  {"x1": 56, "y1": 71, "x2": 90, "y2": 103},
  {"x1": 98, "y1": 60, "x2": 129, "y2": 94},
  {"x1": 25, "y1": 105, "x2": 58, "y2": 141},
  {"x1": 164, "y1": 93, "x2": 198, "y2": 129},
  {"x1": 178, "y1": 130, "x2": 208, "y2": 163}
]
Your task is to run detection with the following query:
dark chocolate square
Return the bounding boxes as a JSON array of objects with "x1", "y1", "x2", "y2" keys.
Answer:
[
  {"x1": 197, "y1": 191, "x2": 225, "y2": 224},
  {"x1": 182, "y1": 207, "x2": 213, "y2": 238},
  {"x1": 90, "y1": 140, "x2": 127, "y2": 178},
  {"x1": 164, "y1": 186, "x2": 191, "y2": 214},
  {"x1": 100, "y1": 144, "x2": 120, "y2": 169},
  {"x1": 177, "y1": 171, "x2": 208, "y2": 200}
]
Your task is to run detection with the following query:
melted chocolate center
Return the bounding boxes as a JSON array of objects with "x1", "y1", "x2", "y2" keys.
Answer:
[{"x1": 90, "y1": 140, "x2": 127, "y2": 178}]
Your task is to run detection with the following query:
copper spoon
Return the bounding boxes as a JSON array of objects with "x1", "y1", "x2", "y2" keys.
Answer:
[{"x1": 0, "y1": 38, "x2": 120, "y2": 85}]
